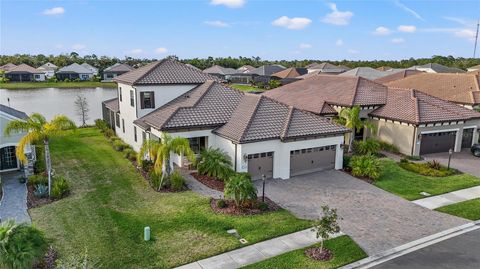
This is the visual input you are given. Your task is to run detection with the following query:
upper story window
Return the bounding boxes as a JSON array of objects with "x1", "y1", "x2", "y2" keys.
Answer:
[
  {"x1": 119, "y1": 87, "x2": 122, "y2": 102},
  {"x1": 140, "y1": 92, "x2": 155, "y2": 109},
  {"x1": 115, "y1": 113, "x2": 120, "y2": 127},
  {"x1": 130, "y1": 90, "x2": 135, "y2": 107}
]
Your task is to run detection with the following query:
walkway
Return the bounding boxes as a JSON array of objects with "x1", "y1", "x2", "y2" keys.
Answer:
[
  {"x1": 413, "y1": 186, "x2": 480, "y2": 209},
  {"x1": 0, "y1": 171, "x2": 31, "y2": 224},
  {"x1": 176, "y1": 229, "x2": 342, "y2": 269},
  {"x1": 179, "y1": 169, "x2": 223, "y2": 199}
]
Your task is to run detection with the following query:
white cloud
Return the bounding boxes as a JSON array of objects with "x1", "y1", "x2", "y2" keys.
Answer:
[
  {"x1": 373, "y1": 26, "x2": 391, "y2": 35},
  {"x1": 299, "y1": 43, "x2": 312, "y2": 49},
  {"x1": 347, "y1": 49, "x2": 359, "y2": 54},
  {"x1": 72, "y1": 44, "x2": 86, "y2": 50},
  {"x1": 391, "y1": 38, "x2": 405, "y2": 44},
  {"x1": 43, "y1": 7, "x2": 65, "y2": 15},
  {"x1": 454, "y1": 29, "x2": 476, "y2": 41},
  {"x1": 393, "y1": 1, "x2": 424, "y2": 21},
  {"x1": 398, "y1": 25, "x2": 416, "y2": 33},
  {"x1": 129, "y1": 49, "x2": 144, "y2": 55},
  {"x1": 336, "y1": 39, "x2": 344, "y2": 46},
  {"x1": 272, "y1": 16, "x2": 312, "y2": 30},
  {"x1": 210, "y1": 0, "x2": 245, "y2": 8},
  {"x1": 155, "y1": 47, "x2": 168, "y2": 54},
  {"x1": 204, "y1": 20, "x2": 230, "y2": 27},
  {"x1": 322, "y1": 3, "x2": 354, "y2": 26}
]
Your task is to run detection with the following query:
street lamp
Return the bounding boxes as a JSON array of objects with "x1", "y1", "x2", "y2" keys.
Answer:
[
  {"x1": 262, "y1": 174, "x2": 266, "y2": 202},
  {"x1": 447, "y1": 148, "x2": 453, "y2": 169}
]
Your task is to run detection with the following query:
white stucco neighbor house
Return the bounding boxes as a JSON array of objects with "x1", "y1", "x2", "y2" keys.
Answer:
[
  {"x1": 0, "y1": 104, "x2": 35, "y2": 174},
  {"x1": 105, "y1": 59, "x2": 349, "y2": 180},
  {"x1": 37, "y1": 62, "x2": 58, "y2": 78}
]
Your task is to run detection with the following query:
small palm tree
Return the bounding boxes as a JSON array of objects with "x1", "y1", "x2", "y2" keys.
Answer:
[
  {"x1": 197, "y1": 147, "x2": 233, "y2": 181},
  {"x1": 138, "y1": 133, "x2": 194, "y2": 188},
  {"x1": 224, "y1": 173, "x2": 257, "y2": 207},
  {"x1": 337, "y1": 106, "x2": 375, "y2": 153},
  {"x1": 4, "y1": 113, "x2": 76, "y2": 196}
]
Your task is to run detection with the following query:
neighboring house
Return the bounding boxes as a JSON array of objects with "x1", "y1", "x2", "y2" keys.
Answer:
[
  {"x1": 383, "y1": 73, "x2": 480, "y2": 109},
  {"x1": 271, "y1": 67, "x2": 307, "y2": 85},
  {"x1": 237, "y1": 65, "x2": 256, "y2": 73},
  {"x1": 411, "y1": 63, "x2": 465, "y2": 73},
  {"x1": 37, "y1": 62, "x2": 57, "y2": 78},
  {"x1": 107, "y1": 59, "x2": 349, "y2": 180},
  {"x1": 103, "y1": 63, "x2": 134, "y2": 82},
  {"x1": 376, "y1": 66, "x2": 392, "y2": 71},
  {"x1": 4, "y1": 64, "x2": 45, "y2": 82},
  {"x1": 251, "y1": 65, "x2": 287, "y2": 84},
  {"x1": 81, "y1": 63, "x2": 99, "y2": 76},
  {"x1": 467, "y1": 65, "x2": 480, "y2": 72},
  {"x1": 374, "y1": 70, "x2": 424, "y2": 84},
  {"x1": 0, "y1": 104, "x2": 35, "y2": 174},
  {"x1": 339, "y1": 67, "x2": 401, "y2": 80},
  {"x1": 202, "y1": 65, "x2": 237, "y2": 80},
  {"x1": 306, "y1": 62, "x2": 349, "y2": 74},
  {"x1": 0, "y1": 63, "x2": 17, "y2": 72},
  {"x1": 263, "y1": 74, "x2": 480, "y2": 156},
  {"x1": 56, "y1": 63, "x2": 94, "y2": 81}
]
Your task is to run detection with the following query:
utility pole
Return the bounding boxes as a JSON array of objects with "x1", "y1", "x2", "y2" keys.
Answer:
[{"x1": 474, "y1": 19, "x2": 479, "y2": 58}]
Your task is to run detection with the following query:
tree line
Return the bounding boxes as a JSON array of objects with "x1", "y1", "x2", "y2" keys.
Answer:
[{"x1": 1, "y1": 53, "x2": 479, "y2": 71}]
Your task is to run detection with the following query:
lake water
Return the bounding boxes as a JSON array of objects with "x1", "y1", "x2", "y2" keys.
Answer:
[{"x1": 0, "y1": 87, "x2": 117, "y2": 125}]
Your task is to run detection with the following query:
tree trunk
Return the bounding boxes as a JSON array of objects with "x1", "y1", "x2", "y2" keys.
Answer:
[
  {"x1": 320, "y1": 239, "x2": 324, "y2": 253},
  {"x1": 44, "y1": 138, "x2": 52, "y2": 196},
  {"x1": 348, "y1": 126, "x2": 355, "y2": 153}
]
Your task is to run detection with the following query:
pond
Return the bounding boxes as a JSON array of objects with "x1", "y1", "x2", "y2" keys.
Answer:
[{"x1": 0, "y1": 87, "x2": 117, "y2": 125}]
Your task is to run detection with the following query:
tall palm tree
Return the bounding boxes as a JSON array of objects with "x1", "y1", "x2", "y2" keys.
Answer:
[
  {"x1": 4, "y1": 113, "x2": 76, "y2": 196},
  {"x1": 138, "y1": 133, "x2": 194, "y2": 189},
  {"x1": 338, "y1": 106, "x2": 375, "y2": 153}
]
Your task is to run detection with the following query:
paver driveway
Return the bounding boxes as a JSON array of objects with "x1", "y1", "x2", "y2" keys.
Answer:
[
  {"x1": 255, "y1": 170, "x2": 468, "y2": 255},
  {"x1": 423, "y1": 149, "x2": 480, "y2": 177}
]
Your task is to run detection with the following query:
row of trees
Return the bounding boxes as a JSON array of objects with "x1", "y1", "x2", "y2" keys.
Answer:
[{"x1": 1, "y1": 53, "x2": 479, "y2": 71}]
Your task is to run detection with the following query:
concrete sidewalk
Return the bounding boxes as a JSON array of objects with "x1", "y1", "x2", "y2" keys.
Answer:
[
  {"x1": 175, "y1": 229, "x2": 342, "y2": 269},
  {"x1": 0, "y1": 172, "x2": 31, "y2": 224},
  {"x1": 413, "y1": 186, "x2": 480, "y2": 209}
]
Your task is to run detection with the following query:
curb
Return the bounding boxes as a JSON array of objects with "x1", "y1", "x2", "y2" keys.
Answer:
[{"x1": 340, "y1": 222, "x2": 480, "y2": 269}]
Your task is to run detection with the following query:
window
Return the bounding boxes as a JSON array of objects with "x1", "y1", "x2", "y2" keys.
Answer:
[
  {"x1": 119, "y1": 87, "x2": 122, "y2": 102},
  {"x1": 134, "y1": 126, "x2": 137, "y2": 142},
  {"x1": 142, "y1": 131, "x2": 146, "y2": 142},
  {"x1": 34, "y1": 74, "x2": 40, "y2": 79},
  {"x1": 81, "y1": 74, "x2": 89, "y2": 80},
  {"x1": 140, "y1": 92, "x2": 155, "y2": 109},
  {"x1": 130, "y1": 90, "x2": 135, "y2": 107},
  {"x1": 122, "y1": 119, "x2": 125, "y2": 133},
  {"x1": 115, "y1": 113, "x2": 120, "y2": 127},
  {"x1": 106, "y1": 73, "x2": 114, "y2": 78},
  {"x1": 188, "y1": 137, "x2": 206, "y2": 154}
]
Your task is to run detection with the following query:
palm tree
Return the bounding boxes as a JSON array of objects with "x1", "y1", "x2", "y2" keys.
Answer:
[
  {"x1": 138, "y1": 133, "x2": 194, "y2": 189},
  {"x1": 197, "y1": 147, "x2": 233, "y2": 181},
  {"x1": 4, "y1": 113, "x2": 76, "y2": 196},
  {"x1": 337, "y1": 106, "x2": 375, "y2": 153}
]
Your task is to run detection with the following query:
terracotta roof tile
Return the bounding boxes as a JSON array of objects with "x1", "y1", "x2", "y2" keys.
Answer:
[
  {"x1": 103, "y1": 98, "x2": 119, "y2": 113},
  {"x1": 374, "y1": 70, "x2": 424, "y2": 84},
  {"x1": 6, "y1": 64, "x2": 43, "y2": 74}
]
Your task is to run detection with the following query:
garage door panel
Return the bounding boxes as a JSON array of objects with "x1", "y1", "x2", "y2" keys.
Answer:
[
  {"x1": 248, "y1": 152, "x2": 273, "y2": 180},
  {"x1": 420, "y1": 131, "x2": 456, "y2": 155},
  {"x1": 290, "y1": 145, "x2": 336, "y2": 177}
]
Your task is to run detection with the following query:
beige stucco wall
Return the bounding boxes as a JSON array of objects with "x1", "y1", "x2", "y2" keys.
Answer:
[{"x1": 369, "y1": 119, "x2": 416, "y2": 155}]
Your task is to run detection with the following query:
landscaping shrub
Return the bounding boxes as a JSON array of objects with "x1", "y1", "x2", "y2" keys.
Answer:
[
  {"x1": 104, "y1": 129, "x2": 114, "y2": 138},
  {"x1": 377, "y1": 140, "x2": 400, "y2": 154},
  {"x1": 348, "y1": 154, "x2": 381, "y2": 180},
  {"x1": 0, "y1": 220, "x2": 48, "y2": 269},
  {"x1": 169, "y1": 171, "x2": 185, "y2": 191},
  {"x1": 51, "y1": 177, "x2": 70, "y2": 199},
  {"x1": 258, "y1": 202, "x2": 269, "y2": 211},
  {"x1": 197, "y1": 147, "x2": 234, "y2": 181},
  {"x1": 28, "y1": 174, "x2": 48, "y2": 186},
  {"x1": 123, "y1": 148, "x2": 137, "y2": 161},
  {"x1": 399, "y1": 160, "x2": 454, "y2": 177},
  {"x1": 406, "y1": 155, "x2": 422, "y2": 161},
  {"x1": 94, "y1": 119, "x2": 108, "y2": 132},
  {"x1": 426, "y1": 160, "x2": 442, "y2": 170},
  {"x1": 149, "y1": 171, "x2": 165, "y2": 190},
  {"x1": 63, "y1": 78, "x2": 70, "y2": 82},
  {"x1": 353, "y1": 139, "x2": 380, "y2": 155},
  {"x1": 113, "y1": 140, "x2": 128, "y2": 151},
  {"x1": 110, "y1": 136, "x2": 120, "y2": 143},
  {"x1": 224, "y1": 173, "x2": 257, "y2": 207},
  {"x1": 343, "y1": 155, "x2": 351, "y2": 168},
  {"x1": 216, "y1": 199, "x2": 227, "y2": 208},
  {"x1": 141, "y1": 160, "x2": 154, "y2": 173},
  {"x1": 34, "y1": 184, "x2": 48, "y2": 198}
]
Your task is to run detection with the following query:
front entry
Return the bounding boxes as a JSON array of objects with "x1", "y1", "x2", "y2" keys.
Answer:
[
  {"x1": 0, "y1": 146, "x2": 18, "y2": 171},
  {"x1": 290, "y1": 145, "x2": 336, "y2": 177},
  {"x1": 247, "y1": 152, "x2": 273, "y2": 180},
  {"x1": 462, "y1": 128, "x2": 474, "y2": 148},
  {"x1": 420, "y1": 131, "x2": 456, "y2": 155}
]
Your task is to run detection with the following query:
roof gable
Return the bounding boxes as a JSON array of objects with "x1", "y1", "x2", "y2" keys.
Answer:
[
  {"x1": 57, "y1": 63, "x2": 93, "y2": 74},
  {"x1": 0, "y1": 104, "x2": 28, "y2": 119},
  {"x1": 6, "y1": 64, "x2": 43, "y2": 74},
  {"x1": 104, "y1": 63, "x2": 134, "y2": 73}
]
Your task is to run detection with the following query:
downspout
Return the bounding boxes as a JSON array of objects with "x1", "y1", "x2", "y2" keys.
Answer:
[
  {"x1": 234, "y1": 143, "x2": 237, "y2": 172},
  {"x1": 411, "y1": 125, "x2": 417, "y2": 156}
]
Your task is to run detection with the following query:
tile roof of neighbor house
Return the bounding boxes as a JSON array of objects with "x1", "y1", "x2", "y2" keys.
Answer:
[
  {"x1": 57, "y1": 63, "x2": 94, "y2": 74},
  {"x1": 306, "y1": 62, "x2": 348, "y2": 73},
  {"x1": 370, "y1": 88, "x2": 480, "y2": 124},
  {"x1": 113, "y1": 59, "x2": 218, "y2": 85},
  {"x1": 203, "y1": 65, "x2": 237, "y2": 75},
  {"x1": 415, "y1": 63, "x2": 465, "y2": 73},
  {"x1": 103, "y1": 63, "x2": 134, "y2": 73},
  {"x1": 214, "y1": 94, "x2": 349, "y2": 144},
  {"x1": 37, "y1": 62, "x2": 57, "y2": 71},
  {"x1": 468, "y1": 64, "x2": 480, "y2": 71},
  {"x1": 374, "y1": 70, "x2": 424, "y2": 84},
  {"x1": 103, "y1": 98, "x2": 119, "y2": 113},
  {"x1": 185, "y1": 64, "x2": 201, "y2": 71},
  {"x1": 251, "y1": 65, "x2": 286, "y2": 76},
  {"x1": 0, "y1": 63, "x2": 17, "y2": 71},
  {"x1": 376, "y1": 66, "x2": 392, "y2": 71},
  {"x1": 339, "y1": 67, "x2": 401, "y2": 80},
  {"x1": 237, "y1": 65, "x2": 256, "y2": 73},
  {"x1": 468, "y1": 70, "x2": 480, "y2": 75},
  {"x1": 5, "y1": 64, "x2": 44, "y2": 74},
  {"x1": 263, "y1": 75, "x2": 388, "y2": 114},
  {"x1": 81, "y1": 63, "x2": 98, "y2": 72},
  {"x1": 134, "y1": 81, "x2": 243, "y2": 130},
  {"x1": 272, "y1": 67, "x2": 307, "y2": 79},
  {"x1": 384, "y1": 73, "x2": 480, "y2": 106},
  {"x1": 0, "y1": 104, "x2": 28, "y2": 119}
]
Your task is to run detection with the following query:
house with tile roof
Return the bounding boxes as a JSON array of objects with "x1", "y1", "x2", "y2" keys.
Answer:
[
  {"x1": 107, "y1": 59, "x2": 349, "y2": 179},
  {"x1": 264, "y1": 74, "x2": 480, "y2": 156},
  {"x1": 411, "y1": 63, "x2": 465, "y2": 73},
  {"x1": 374, "y1": 70, "x2": 424, "y2": 84},
  {"x1": 102, "y1": 63, "x2": 134, "y2": 82},
  {"x1": 339, "y1": 67, "x2": 402, "y2": 80},
  {"x1": 37, "y1": 62, "x2": 58, "y2": 78},
  {"x1": 467, "y1": 64, "x2": 480, "y2": 72},
  {"x1": 0, "y1": 63, "x2": 17, "y2": 72},
  {"x1": 4, "y1": 64, "x2": 45, "y2": 82},
  {"x1": 271, "y1": 67, "x2": 306, "y2": 85},
  {"x1": 56, "y1": 63, "x2": 95, "y2": 81},
  {"x1": 81, "y1": 63, "x2": 99, "y2": 76},
  {"x1": 306, "y1": 62, "x2": 349, "y2": 74},
  {"x1": 202, "y1": 65, "x2": 237, "y2": 81}
]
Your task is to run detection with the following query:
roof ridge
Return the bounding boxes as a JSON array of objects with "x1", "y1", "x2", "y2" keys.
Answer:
[
  {"x1": 350, "y1": 76, "x2": 361, "y2": 106},
  {"x1": 238, "y1": 95, "x2": 263, "y2": 143},
  {"x1": 280, "y1": 106, "x2": 295, "y2": 140},
  {"x1": 410, "y1": 89, "x2": 420, "y2": 124},
  {"x1": 132, "y1": 60, "x2": 165, "y2": 84},
  {"x1": 413, "y1": 89, "x2": 473, "y2": 120}
]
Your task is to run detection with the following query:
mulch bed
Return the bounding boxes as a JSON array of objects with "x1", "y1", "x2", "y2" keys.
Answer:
[
  {"x1": 191, "y1": 172, "x2": 225, "y2": 191},
  {"x1": 305, "y1": 247, "x2": 333, "y2": 261},
  {"x1": 33, "y1": 246, "x2": 58, "y2": 269},
  {"x1": 211, "y1": 197, "x2": 280, "y2": 215},
  {"x1": 27, "y1": 185, "x2": 53, "y2": 209}
]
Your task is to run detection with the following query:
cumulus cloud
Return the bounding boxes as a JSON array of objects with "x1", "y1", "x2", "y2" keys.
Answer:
[
  {"x1": 272, "y1": 16, "x2": 312, "y2": 30},
  {"x1": 373, "y1": 26, "x2": 391, "y2": 35},
  {"x1": 336, "y1": 39, "x2": 344, "y2": 46},
  {"x1": 454, "y1": 29, "x2": 476, "y2": 41},
  {"x1": 398, "y1": 25, "x2": 416, "y2": 33},
  {"x1": 322, "y1": 3, "x2": 353, "y2": 26},
  {"x1": 204, "y1": 20, "x2": 230, "y2": 27},
  {"x1": 299, "y1": 43, "x2": 312, "y2": 49},
  {"x1": 43, "y1": 7, "x2": 65, "y2": 15},
  {"x1": 155, "y1": 47, "x2": 168, "y2": 54},
  {"x1": 391, "y1": 38, "x2": 405, "y2": 44},
  {"x1": 210, "y1": 0, "x2": 245, "y2": 8}
]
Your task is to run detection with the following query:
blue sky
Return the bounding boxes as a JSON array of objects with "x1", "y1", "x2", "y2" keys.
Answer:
[{"x1": 1, "y1": 0, "x2": 479, "y2": 60}]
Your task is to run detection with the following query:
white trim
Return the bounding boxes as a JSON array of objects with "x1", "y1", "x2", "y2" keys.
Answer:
[
  {"x1": 463, "y1": 126, "x2": 476, "y2": 130},
  {"x1": 420, "y1": 128, "x2": 459, "y2": 135}
]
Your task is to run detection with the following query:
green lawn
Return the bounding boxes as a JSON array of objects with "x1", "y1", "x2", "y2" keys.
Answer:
[
  {"x1": 228, "y1": 84, "x2": 264, "y2": 92},
  {"x1": 0, "y1": 81, "x2": 116, "y2": 89},
  {"x1": 29, "y1": 128, "x2": 311, "y2": 269},
  {"x1": 436, "y1": 198, "x2": 480, "y2": 220},
  {"x1": 373, "y1": 159, "x2": 480, "y2": 201},
  {"x1": 243, "y1": 236, "x2": 367, "y2": 269}
]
